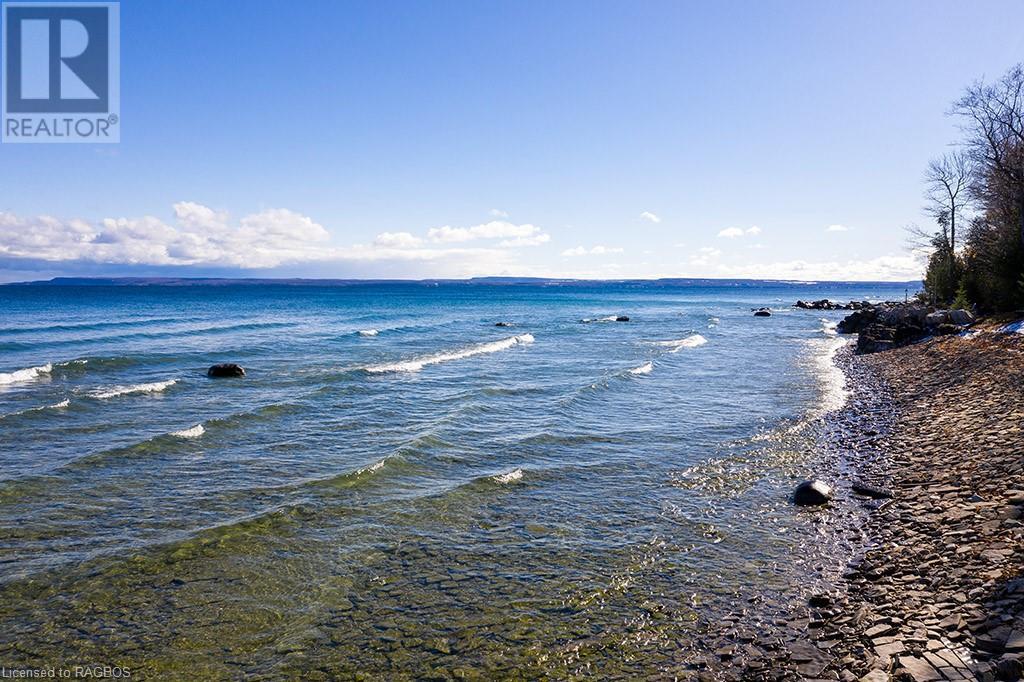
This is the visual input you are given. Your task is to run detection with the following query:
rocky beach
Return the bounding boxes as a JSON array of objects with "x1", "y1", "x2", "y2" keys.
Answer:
[{"x1": 701, "y1": 319, "x2": 1024, "y2": 681}]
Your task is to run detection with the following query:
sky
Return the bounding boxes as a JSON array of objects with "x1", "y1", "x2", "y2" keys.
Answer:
[{"x1": 2, "y1": 0, "x2": 1024, "y2": 283}]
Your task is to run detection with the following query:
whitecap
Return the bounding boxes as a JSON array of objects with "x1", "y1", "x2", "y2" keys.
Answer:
[
  {"x1": 170, "y1": 424, "x2": 204, "y2": 439},
  {"x1": 365, "y1": 334, "x2": 534, "y2": 373},
  {"x1": 820, "y1": 319, "x2": 838, "y2": 336},
  {"x1": 493, "y1": 468, "x2": 523, "y2": 484},
  {"x1": 357, "y1": 458, "x2": 387, "y2": 474},
  {"x1": 0, "y1": 363, "x2": 53, "y2": 386},
  {"x1": 358, "y1": 329, "x2": 379, "y2": 337},
  {"x1": 629, "y1": 362, "x2": 653, "y2": 375},
  {"x1": 90, "y1": 379, "x2": 177, "y2": 399},
  {"x1": 653, "y1": 334, "x2": 707, "y2": 352}
]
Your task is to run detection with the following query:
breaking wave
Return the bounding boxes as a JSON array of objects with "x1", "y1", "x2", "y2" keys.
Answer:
[
  {"x1": 652, "y1": 334, "x2": 707, "y2": 352},
  {"x1": 90, "y1": 379, "x2": 178, "y2": 400},
  {"x1": 365, "y1": 334, "x2": 534, "y2": 373},
  {"x1": 492, "y1": 468, "x2": 523, "y2": 484},
  {"x1": 358, "y1": 329, "x2": 379, "y2": 337},
  {"x1": 0, "y1": 363, "x2": 52, "y2": 386},
  {"x1": 629, "y1": 362, "x2": 653, "y2": 375},
  {"x1": 170, "y1": 424, "x2": 205, "y2": 439}
]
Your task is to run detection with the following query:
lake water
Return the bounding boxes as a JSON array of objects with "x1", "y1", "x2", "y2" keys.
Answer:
[{"x1": 0, "y1": 280, "x2": 909, "y2": 678}]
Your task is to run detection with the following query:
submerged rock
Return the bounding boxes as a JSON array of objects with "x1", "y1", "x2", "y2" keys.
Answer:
[
  {"x1": 793, "y1": 479, "x2": 832, "y2": 506},
  {"x1": 753, "y1": 308, "x2": 771, "y2": 317},
  {"x1": 495, "y1": 322, "x2": 513, "y2": 327},
  {"x1": 207, "y1": 363, "x2": 245, "y2": 378}
]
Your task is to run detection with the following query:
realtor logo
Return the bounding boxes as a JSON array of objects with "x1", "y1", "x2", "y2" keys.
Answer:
[{"x1": 2, "y1": 2, "x2": 120, "y2": 142}]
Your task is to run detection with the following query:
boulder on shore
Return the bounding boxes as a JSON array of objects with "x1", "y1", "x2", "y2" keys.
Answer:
[
  {"x1": 793, "y1": 479, "x2": 832, "y2": 506},
  {"x1": 207, "y1": 363, "x2": 245, "y2": 378},
  {"x1": 837, "y1": 303, "x2": 976, "y2": 354}
]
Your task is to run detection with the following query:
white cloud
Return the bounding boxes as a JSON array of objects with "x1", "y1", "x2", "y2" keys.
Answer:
[
  {"x1": 715, "y1": 254, "x2": 923, "y2": 281},
  {"x1": 373, "y1": 231, "x2": 424, "y2": 249},
  {"x1": 489, "y1": 208, "x2": 509, "y2": 218},
  {"x1": 0, "y1": 205, "x2": 331, "y2": 269},
  {"x1": 826, "y1": 224, "x2": 849, "y2": 232},
  {"x1": 640, "y1": 211, "x2": 661, "y2": 223},
  {"x1": 427, "y1": 220, "x2": 546, "y2": 244},
  {"x1": 689, "y1": 246, "x2": 722, "y2": 266},
  {"x1": 718, "y1": 225, "x2": 761, "y2": 239},
  {"x1": 561, "y1": 245, "x2": 624, "y2": 257},
  {"x1": 499, "y1": 233, "x2": 551, "y2": 247},
  {"x1": 0, "y1": 205, "x2": 554, "y2": 277}
]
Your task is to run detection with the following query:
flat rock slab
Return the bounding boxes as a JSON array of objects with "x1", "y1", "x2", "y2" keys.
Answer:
[{"x1": 897, "y1": 655, "x2": 942, "y2": 681}]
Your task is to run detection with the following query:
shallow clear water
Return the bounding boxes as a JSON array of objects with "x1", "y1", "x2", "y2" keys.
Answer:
[{"x1": 0, "y1": 281, "x2": 907, "y2": 678}]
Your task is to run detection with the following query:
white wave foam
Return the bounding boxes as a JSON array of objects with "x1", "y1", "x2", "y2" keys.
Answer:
[
  {"x1": 653, "y1": 334, "x2": 707, "y2": 352},
  {"x1": 629, "y1": 362, "x2": 653, "y2": 375},
  {"x1": 170, "y1": 424, "x2": 205, "y2": 439},
  {"x1": 1, "y1": 397, "x2": 71, "y2": 419},
  {"x1": 581, "y1": 315, "x2": 619, "y2": 323},
  {"x1": 493, "y1": 468, "x2": 523, "y2": 484},
  {"x1": 90, "y1": 379, "x2": 177, "y2": 399},
  {"x1": 358, "y1": 329, "x2": 379, "y2": 337},
  {"x1": 811, "y1": 337, "x2": 849, "y2": 415},
  {"x1": 0, "y1": 363, "x2": 52, "y2": 386},
  {"x1": 820, "y1": 319, "x2": 838, "y2": 336},
  {"x1": 365, "y1": 334, "x2": 534, "y2": 373},
  {"x1": 357, "y1": 458, "x2": 387, "y2": 474}
]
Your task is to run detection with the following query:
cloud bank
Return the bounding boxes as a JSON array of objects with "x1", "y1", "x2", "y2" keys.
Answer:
[{"x1": 0, "y1": 204, "x2": 550, "y2": 274}]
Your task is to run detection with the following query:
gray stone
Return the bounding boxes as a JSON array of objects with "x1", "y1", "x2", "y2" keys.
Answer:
[{"x1": 793, "y1": 480, "x2": 832, "y2": 506}]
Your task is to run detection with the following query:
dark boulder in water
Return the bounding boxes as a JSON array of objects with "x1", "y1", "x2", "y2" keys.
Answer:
[
  {"x1": 207, "y1": 363, "x2": 245, "y2": 378},
  {"x1": 753, "y1": 308, "x2": 771, "y2": 317},
  {"x1": 793, "y1": 479, "x2": 832, "y2": 505},
  {"x1": 615, "y1": 316, "x2": 630, "y2": 322},
  {"x1": 495, "y1": 322, "x2": 513, "y2": 327}
]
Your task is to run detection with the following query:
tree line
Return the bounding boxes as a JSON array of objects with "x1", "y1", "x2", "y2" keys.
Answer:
[{"x1": 916, "y1": 63, "x2": 1024, "y2": 312}]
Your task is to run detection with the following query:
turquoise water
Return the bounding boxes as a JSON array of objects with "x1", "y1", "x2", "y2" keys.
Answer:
[{"x1": 0, "y1": 280, "x2": 908, "y2": 678}]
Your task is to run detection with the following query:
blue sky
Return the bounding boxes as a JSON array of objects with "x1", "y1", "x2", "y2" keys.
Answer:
[{"x1": 2, "y1": 0, "x2": 1023, "y2": 282}]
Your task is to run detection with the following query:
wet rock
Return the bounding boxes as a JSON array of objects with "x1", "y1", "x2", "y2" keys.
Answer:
[
  {"x1": 793, "y1": 480, "x2": 832, "y2": 506},
  {"x1": 753, "y1": 308, "x2": 772, "y2": 317},
  {"x1": 615, "y1": 316, "x2": 630, "y2": 322},
  {"x1": 838, "y1": 308, "x2": 879, "y2": 334},
  {"x1": 207, "y1": 363, "x2": 245, "y2": 378},
  {"x1": 809, "y1": 593, "x2": 833, "y2": 608},
  {"x1": 494, "y1": 322, "x2": 513, "y2": 327},
  {"x1": 852, "y1": 482, "x2": 895, "y2": 499}
]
